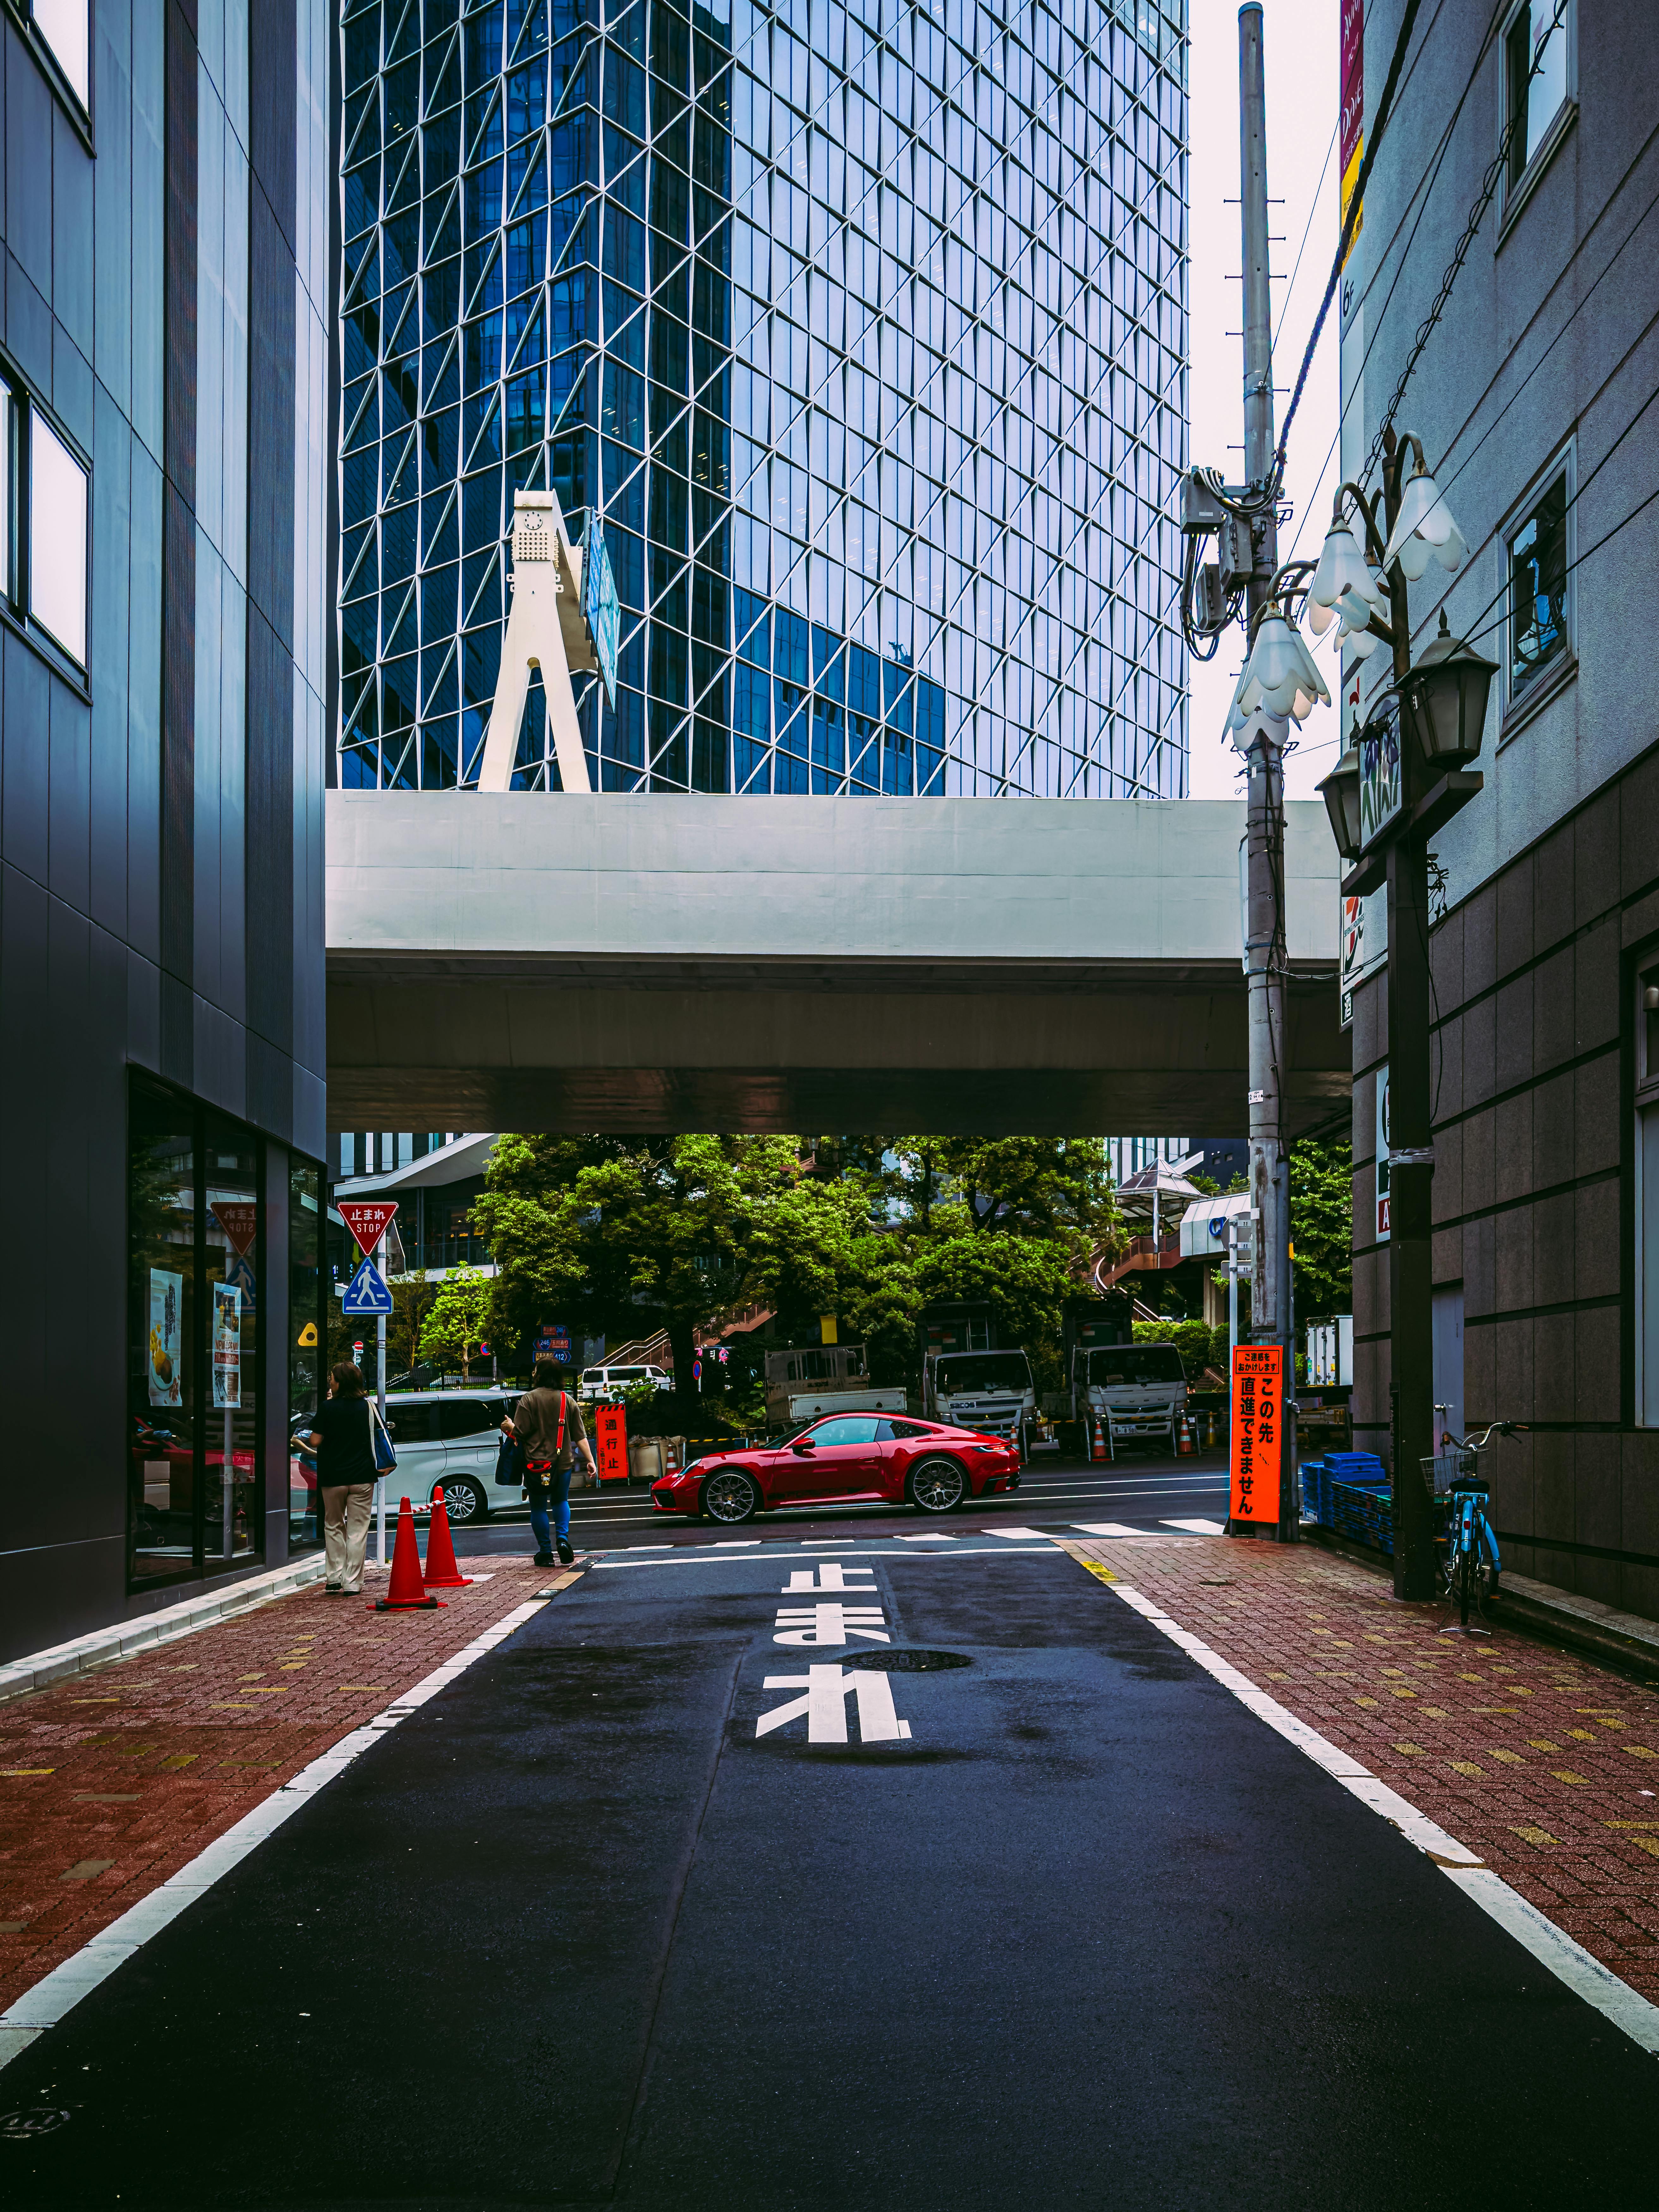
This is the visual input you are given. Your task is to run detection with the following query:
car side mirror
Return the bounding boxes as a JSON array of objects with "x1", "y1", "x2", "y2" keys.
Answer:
[{"x1": 792, "y1": 1439, "x2": 815, "y2": 1454}]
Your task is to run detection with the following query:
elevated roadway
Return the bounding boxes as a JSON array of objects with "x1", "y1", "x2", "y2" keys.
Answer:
[{"x1": 325, "y1": 791, "x2": 1346, "y2": 1133}]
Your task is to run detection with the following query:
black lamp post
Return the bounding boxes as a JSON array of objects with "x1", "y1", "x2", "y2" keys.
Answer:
[{"x1": 1316, "y1": 428, "x2": 1492, "y2": 1602}]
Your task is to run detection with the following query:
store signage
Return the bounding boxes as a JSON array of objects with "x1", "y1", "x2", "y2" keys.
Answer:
[
  {"x1": 1376, "y1": 1065, "x2": 1390, "y2": 1242},
  {"x1": 1359, "y1": 709, "x2": 1401, "y2": 848},
  {"x1": 297, "y1": 1322, "x2": 318, "y2": 1347},
  {"x1": 342, "y1": 1255, "x2": 395, "y2": 1315},
  {"x1": 212, "y1": 1283, "x2": 241, "y2": 1408},
  {"x1": 1340, "y1": 0, "x2": 1364, "y2": 262},
  {"x1": 148, "y1": 1269, "x2": 183, "y2": 1408},
  {"x1": 210, "y1": 1202, "x2": 258, "y2": 1256},
  {"x1": 1230, "y1": 1344, "x2": 1282, "y2": 1526},
  {"x1": 338, "y1": 1200, "x2": 399, "y2": 1255}
]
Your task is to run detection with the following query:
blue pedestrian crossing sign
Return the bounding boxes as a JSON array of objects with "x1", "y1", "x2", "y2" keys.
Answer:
[{"x1": 342, "y1": 1255, "x2": 394, "y2": 1316}]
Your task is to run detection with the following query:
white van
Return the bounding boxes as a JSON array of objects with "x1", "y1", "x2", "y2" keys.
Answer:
[
  {"x1": 1073, "y1": 1342, "x2": 1187, "y2": 1451},
  {"x1": 578, "y1": 1362, "x2": 672, "y2": 1401},
  {"x1": 376, "y1": 1388, "x2": 520, "y2": 1524}
]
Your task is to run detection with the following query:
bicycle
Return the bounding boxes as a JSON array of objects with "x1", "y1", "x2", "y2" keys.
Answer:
[{"x1": 1421, "y1": 1417, "x2": 1527, "y2": 1635}]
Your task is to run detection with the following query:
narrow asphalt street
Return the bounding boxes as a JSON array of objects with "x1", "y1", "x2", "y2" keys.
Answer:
[{"x1": 2, "y1": 1537, "x2": 1651, "y2": 2209}]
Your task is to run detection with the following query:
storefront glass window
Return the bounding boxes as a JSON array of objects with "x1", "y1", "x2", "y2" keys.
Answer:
[
  {"x1": 129, "y1": 1079, "x2": 198, "y2": 1583},
  {"x1": 289, "y1": 1160, "x2": 324, "y2": 1552},
  {"x1": 127, "y1": 1073, "x2": 269, "y2": 1589},
  {"x1": 203, "y1": 1117, "x2": 260, "y2": 1565}
]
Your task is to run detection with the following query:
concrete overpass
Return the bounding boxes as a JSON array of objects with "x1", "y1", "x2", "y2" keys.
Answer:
[{"x1": 325, "y1": 792, "x2": 1346, "y2": 1135}]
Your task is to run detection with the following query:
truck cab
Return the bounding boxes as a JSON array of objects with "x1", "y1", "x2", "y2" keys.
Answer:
[
  {"x1": 1075, "y1": 1341, "x2": 1187, "y2": 1452},
  {"x1": 923, "y1": 1348, "x2": 1036, "y2": 1440}
]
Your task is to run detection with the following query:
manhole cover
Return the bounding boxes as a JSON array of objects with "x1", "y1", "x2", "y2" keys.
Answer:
[{"x1": 844, "y1": 1650, "x2": 972, "y2": 1672}]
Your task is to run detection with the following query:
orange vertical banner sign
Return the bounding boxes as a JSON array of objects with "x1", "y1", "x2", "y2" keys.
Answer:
[
  {"x1": 595, "y1": 1403, "x2": 629, "y2": 1483},
  {"x1": 1230, "y1": 1345, "x2": 1284, "y2": 1526}
]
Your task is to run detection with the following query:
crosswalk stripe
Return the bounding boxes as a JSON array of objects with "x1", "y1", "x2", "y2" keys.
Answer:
[
  {"x1": 979, "y1": 1528, "x2": 1056, "y2": 1540},
  {"x1": 1072, "y1": 1522, "x2": 1144, "y2": 1537},
  {"x1": 1161, "y1": 1517, "x2": 1226, "y2": 1535}
]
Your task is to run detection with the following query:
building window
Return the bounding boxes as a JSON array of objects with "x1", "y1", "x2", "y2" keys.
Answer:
[
  {"x1": 1505, "y1": 454, "x2": 1571, "y2": 702},
  {"x1": 0, "y1": 372, "x2": 90, "y2": 669},
  {"x1": 22, "y1": 0, "x2": 89, "y2": 109},
  {"x1": 128, "y1": 1073, "x2": 265, "y2": 1588},
  {"x1": 289, "y1": 1159, "x2": 325, "y2": 1554},
  {"x1": 1502, "y1": 0, "x2": 1572, "y2": 201}
]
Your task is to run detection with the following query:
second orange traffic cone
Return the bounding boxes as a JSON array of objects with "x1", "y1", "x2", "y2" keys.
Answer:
[
  {"x1": 422, "y1": 1488, "x2": 473, "y2": 1589},
  {"x1": 372, "y1": 1496, "x2": 443, "y2": 1610}
]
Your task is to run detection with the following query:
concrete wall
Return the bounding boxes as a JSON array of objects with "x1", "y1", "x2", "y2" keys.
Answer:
[{"x1": 325, "y1": 792, "x2": 1346, "y2": 1135}]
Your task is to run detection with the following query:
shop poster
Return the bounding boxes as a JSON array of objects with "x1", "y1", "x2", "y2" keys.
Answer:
[
  {"x1": 148, "y1": 1269, "x2": 183, "y2": 1407},
  {"x1": 212, "y1": 1282, "x2": 242, "y2": 1409}
]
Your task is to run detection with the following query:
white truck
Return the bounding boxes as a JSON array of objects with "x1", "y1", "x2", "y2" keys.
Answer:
[
  {"x1": 923, "y1": 1348, "x2": 1036, "y2": 1440},
  {"x1": 1073, "y1": 1340, "x2": 1188, "y2": 1453},
  {"x1": 763, "y1": 1344, "x2": 906, "y2": 1432}
]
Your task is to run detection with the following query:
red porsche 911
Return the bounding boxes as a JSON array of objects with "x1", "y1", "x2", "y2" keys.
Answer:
[{"x1": 650, "y1": 1412, "x2": 1024, "y2": 1523}]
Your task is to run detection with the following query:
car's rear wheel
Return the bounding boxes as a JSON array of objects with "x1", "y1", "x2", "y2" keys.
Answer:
[
  {"x1": 907, "y1": 1457, "x2": 967, "y2": 1513},
  {"x1": 436, "y1": 1476, "x2": 487, "y2": 1525},
  {"x1": 701, "y1": 1469, "x2": 760, "y2": 1524}
]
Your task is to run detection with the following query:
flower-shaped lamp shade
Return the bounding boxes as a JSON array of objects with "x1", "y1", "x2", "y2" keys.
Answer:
[
  {"x1": 1237, "y1": 611, "x2": 1332, "y2": 723},
  {"x1": 1382, "y1": 466, "x2": 1469, "y2": 580},
  {"x1": 1310, "y1": 521, "x2": 1387, "y2": 621}
]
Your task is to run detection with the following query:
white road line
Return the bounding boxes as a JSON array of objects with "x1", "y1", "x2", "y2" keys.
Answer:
[
  {"x1": 1092, "y1": 1569, "x2": 1659, "y2": 2061},
  {"x1": 1161, "y1": 1518, "x2": 1227, "y2": 1535},
  {"x1": 0, "y1": 1592, "x2": 568, "y2": 2075},
  {"x1": 898, "y1": 1533, "x2": 958, "y2": 1541},
  {"x1": 591, "y1": 1547, "x2": 1067, "y2": 1568},
  {"x1": 979, "y1": 1527, "x2": 1057, "y2": 1540},
  {"x1": 712, "y1": 1540, "x2": 762, "y2": 1547},
  {"x1": 1071, "y1": 1523, "x2": 1145, "y2": 1537}
]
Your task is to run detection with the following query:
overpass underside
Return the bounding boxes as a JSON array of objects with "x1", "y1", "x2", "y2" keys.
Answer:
[
  {"x1": 326, "y1": 793, "x2": 1348, "y2": 1137},
  {"x1": 327, "y1": 952, "x2": 1346, "y2": 1135}
]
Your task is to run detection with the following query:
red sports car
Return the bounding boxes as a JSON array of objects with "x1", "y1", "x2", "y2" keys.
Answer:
[{"x1": 651, "y1": 1412, "x2": 1024, "y2": 1524}]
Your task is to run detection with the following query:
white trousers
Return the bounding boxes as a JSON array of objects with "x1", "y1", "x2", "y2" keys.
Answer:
[{"x1": 322, "y1": 1484, "x2": 374, "y2": 1591}]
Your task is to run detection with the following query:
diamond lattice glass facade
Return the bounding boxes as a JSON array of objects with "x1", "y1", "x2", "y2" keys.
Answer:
[{"x1": 337, "y1": 0, "x2": 1186, "y2": 796}]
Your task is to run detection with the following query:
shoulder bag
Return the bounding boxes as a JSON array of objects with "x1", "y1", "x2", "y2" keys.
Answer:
[{"x1": 368, "y1": 1399, "x2": 398, "y2": 1476}]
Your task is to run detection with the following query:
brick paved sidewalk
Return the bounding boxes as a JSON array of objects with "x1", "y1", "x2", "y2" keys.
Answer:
[
  {"x1": 1069, "y1": 1534, "x2": 1659, "y2": 2003},
  {"x1": 0, "y1": 1552, "x2": 579, "y2": 2015}
]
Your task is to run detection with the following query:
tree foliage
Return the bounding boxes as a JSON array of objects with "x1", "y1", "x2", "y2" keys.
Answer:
[
  {"x1": 1290, "y1": 1139, "x2": 1353, "y2": 1317},
  {"x1": 419, "y1": 1264, "x2": 495, "y2": 1380}
]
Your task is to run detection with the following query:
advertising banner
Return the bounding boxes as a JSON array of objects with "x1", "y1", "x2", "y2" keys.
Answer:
[
  {"x1": 1376, "y1": 1065, "x2": 1391, "y2": 1242},
  {"x1": 212, "y1": 1281, "x2": 242, "y2": 1409},
  {"x1": 1359, "y1": 708, "x2": 1401, "y2": 848},
  {"x1": 1230, "y1": 1344, "x2": 1283, "y2": 1526},
  {"x1": 148, "y1": 1269, "x2": 183, "y2": 1407},
  {"x1": 1340, "y1": 0, "x2": 1364, "y2": 260}
]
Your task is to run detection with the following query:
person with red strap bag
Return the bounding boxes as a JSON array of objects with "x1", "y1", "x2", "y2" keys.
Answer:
[{"x1": 503, "y1": 1358, "x2": 594, "y2": 1565}]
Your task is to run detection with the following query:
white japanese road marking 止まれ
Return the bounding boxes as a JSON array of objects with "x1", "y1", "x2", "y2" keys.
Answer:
[
  {"x1": 757, "y1": 1664, "x2": 912, "y2": 1744},
  {"x1": 774, "y1": 1603, "x2": 890, "y2": 1646},
  {"x1": 783, "y1": 1561, "x2": 878, "y2": 1592}
]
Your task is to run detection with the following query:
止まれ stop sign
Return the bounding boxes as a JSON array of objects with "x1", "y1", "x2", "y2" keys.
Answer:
[{"x1": 337, "y1": 1200, "x2": 398, "y2": 1255}]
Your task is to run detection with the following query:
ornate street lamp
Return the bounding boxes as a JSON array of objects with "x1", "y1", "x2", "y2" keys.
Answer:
[
  {"x1": 1316, "y1": 738, "x2": 1364, "y2": 862},
  {"x1": 1395, "y1": 609, "x2": 1498, "y2": 772}
]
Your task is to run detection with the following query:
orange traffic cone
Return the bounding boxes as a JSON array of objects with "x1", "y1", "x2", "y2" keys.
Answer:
[
  {"x1": 422, "y1": 1488, "x2": 473, "y2": 1589},
  {"x1": 1091, "y1": 1418, "x2": 1107, "y2": 1464},
  {"x1": 1177, "y1": 1411, "x2": 1193, "y2": 1456},
  {"x1": 372, "y1": 1496, "x2": 443, "y2": 1610}
]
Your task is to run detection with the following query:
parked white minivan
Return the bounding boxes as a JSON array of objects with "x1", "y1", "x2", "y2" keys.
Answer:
[
  {"x1": 377, "y1": 1389, "x2": 521, "y2": 1524},
  {"x1": 578, "y1": 1362, "x2": 672, "y2": 1401}
]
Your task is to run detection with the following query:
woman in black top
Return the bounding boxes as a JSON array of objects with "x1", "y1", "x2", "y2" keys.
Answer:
[{"x1": 297, "y1": 1363, "x2": 378, "y2": 1595}]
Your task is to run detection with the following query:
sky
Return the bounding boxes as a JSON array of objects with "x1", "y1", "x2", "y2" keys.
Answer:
[{"x1": 1185, "y1": 0, "x2": 1343, "y2": 801}]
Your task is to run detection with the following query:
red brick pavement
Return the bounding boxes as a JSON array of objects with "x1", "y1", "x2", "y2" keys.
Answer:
[
  {"x1": 0, "y1": 1555, "x2": 574, "y2": 2015},
  {"x1": 1070, "y1": 1535, "x2": 1659, "y2": 2003}
]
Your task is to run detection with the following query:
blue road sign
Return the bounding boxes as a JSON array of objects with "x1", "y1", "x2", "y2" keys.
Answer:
[
  {"x1": 1209, "y1": 1218, "x2": 1226, "y2": 1241},
  {"x1": 342, "y1": 1255, "x2": 394, "y2": 1316}
]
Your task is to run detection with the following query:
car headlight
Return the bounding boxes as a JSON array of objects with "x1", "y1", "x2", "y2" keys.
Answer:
[{"x1": 680, "y1": 1460, "x2": 703, "y2": 1482}]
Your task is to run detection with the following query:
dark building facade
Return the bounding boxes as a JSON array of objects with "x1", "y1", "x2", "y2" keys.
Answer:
[
  {"x1": 0, "y1": 2, "x2": 331, "y2": 1663},
  {"x1": 1342, "y1": 3, "x2": 1659, "y2": 1618}
]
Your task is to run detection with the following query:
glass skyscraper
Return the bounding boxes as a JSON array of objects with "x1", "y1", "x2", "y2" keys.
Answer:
[{"x1": 337, "y1": 0, "x2": 1186, "y2": 797}]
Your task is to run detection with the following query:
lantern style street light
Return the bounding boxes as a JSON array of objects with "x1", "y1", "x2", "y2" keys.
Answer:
[{"x1": 1312, "y1": 425, "x2": 1488, "y2": 1607}]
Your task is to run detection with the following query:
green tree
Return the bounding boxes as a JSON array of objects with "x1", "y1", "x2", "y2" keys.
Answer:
[
  {"x1": 1291, "y1": 1138, "x2": 1353, "y2": 1316},
  {"x1": 385, "y1": 1272, "x2": 439, "y2": 1379},
  {"x1": 420, "y1": 1264, "x2": 495, "y2": 1380}
]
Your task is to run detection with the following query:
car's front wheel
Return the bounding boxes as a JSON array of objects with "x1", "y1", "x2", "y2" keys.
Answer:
[
  {"x1": 907, "y1": 1457, "x2": 967, "y2": 1513},
  {"x1": 701, "y1": 1469, "x2": 760, "y2": 1524},
  {"x1": 435, "y1": 1477, "x2": 487, "y2": 1524}
]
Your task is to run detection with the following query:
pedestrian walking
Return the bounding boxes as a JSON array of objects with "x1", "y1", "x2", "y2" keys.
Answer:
[
  {"x1": 504, "y1": 1358, "x2": 594, "y2": 1566},
  {"x1": 296, "y1": 1362, "x2": 380, "y2": 1596}
]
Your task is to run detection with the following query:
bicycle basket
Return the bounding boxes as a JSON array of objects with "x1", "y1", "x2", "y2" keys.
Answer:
[{"x1": 1420, "y1": 1447, "x2": 1486, "y2": 1498}]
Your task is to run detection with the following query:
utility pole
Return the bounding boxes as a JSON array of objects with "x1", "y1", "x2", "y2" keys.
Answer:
[{"x1": 1237, "y1": 1, "x2": 1297, "y2": 1540}]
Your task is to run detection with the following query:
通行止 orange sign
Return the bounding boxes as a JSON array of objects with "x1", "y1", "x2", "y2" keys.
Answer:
[{"x1": 1230, "y1": 1344, "x2": 1283, "y2": 1525}]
